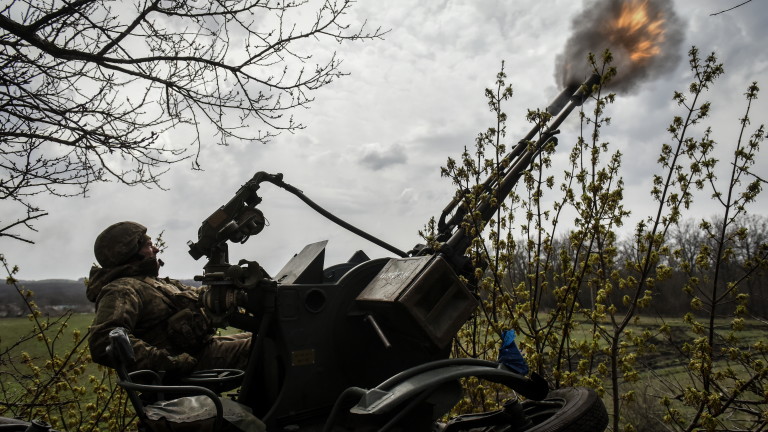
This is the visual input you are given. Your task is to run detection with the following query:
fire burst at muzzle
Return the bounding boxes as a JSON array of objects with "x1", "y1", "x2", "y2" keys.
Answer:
[{"x1": 555, "y1": 0, "x2": 685, "y2": 93}]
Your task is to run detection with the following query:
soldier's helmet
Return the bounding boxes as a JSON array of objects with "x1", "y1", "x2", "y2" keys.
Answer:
[{"x1": 94, "y1": 222, "x2": 149, "y2": 268}]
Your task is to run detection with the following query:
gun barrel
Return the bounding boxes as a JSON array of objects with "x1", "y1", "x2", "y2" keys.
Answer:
[{"x1": 441, "y1": 73, "x2": 601, "y2": 255}]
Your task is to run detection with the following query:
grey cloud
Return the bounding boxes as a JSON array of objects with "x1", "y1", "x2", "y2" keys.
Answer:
[{"x1": 358, "y1": 143, "x2": 408, "y2": 170}]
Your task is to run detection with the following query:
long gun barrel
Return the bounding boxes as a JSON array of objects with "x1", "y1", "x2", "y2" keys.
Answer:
[{"x1": 430, "y1": 73, "x2": 601, "y2": 268}]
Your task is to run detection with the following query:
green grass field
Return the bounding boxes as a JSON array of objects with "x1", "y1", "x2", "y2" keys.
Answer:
[
  {"x1": 0, "y1": 313, "x2": 94, "y2": 353},
  {"x1": 1, "y1": 313, "x2": 95, "y2": 387}
]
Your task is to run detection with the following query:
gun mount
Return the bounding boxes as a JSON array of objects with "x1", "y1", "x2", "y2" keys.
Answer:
[{"x1": 182, "y1": 73, "x2": 605, "y2": 432}]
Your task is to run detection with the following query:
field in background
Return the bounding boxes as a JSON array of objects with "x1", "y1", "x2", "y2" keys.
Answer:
[{"x1": 1, "y1": 314, "x2": 95, "y2": 376}]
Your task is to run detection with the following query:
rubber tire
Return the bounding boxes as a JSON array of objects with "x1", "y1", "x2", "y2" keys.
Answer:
[
  {"x1": 519, "y1": 387, "x2": 608, "y2": 432},
  {"x1": 0, "y1": 417, "x2": 53, "y2": 431}
]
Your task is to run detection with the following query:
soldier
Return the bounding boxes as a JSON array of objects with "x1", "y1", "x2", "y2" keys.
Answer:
[{"x1": 87, "y1": 221, "x2": 251, "y2": 374}]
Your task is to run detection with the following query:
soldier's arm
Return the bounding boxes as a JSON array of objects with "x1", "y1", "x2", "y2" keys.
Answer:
[{"x1": 88, "y1": 281, "x2": 174, "y2": 370}]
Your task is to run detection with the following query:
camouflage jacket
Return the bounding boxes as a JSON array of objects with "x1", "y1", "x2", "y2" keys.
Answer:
[{"x1": 88, "y1": 267, "x2": 213, "y2": 370}]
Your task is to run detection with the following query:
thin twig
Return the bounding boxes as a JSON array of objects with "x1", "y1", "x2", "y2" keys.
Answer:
[{"x1": 711, "y1": 0, "x2": 753, "y2": 16}]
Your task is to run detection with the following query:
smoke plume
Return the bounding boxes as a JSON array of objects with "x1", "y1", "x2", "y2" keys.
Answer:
[{"x1": 555, "y1": 0, "x2": 685, "y2": 93}]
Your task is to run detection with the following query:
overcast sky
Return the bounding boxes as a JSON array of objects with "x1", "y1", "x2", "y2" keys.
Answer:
[{"x1": 4, "y1": 0, "x2": 767, "y2": 281}]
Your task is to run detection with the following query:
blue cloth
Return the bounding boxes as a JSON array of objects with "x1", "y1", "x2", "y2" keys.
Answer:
[{"x1": 498, "y1": 329, "x2": 529, "y2": 375}]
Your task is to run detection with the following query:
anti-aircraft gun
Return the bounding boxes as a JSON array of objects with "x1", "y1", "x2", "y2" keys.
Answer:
[{"x1": 186, "y1": 73, "x2": 607, "y2": 432}]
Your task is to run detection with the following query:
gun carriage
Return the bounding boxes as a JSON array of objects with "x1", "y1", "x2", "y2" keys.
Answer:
[{"x1": 181, "y1": 73, "x2": 607, "y2": 431}]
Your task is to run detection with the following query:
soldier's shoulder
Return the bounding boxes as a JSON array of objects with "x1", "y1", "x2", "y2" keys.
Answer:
[
  {"x1": 160, "y1": 277, "x2": 191, "y2": 290},
  {"x1": 103, "y1": 276, "x2": 152, "y2": 292},
  {"x1": 94, "y1": 278, "x2": 143, "y2": 304}
]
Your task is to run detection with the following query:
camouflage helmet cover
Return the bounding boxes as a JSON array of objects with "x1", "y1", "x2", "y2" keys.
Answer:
[{"x1": 94, "y1": 221, "x2": 149, "y2": 267}]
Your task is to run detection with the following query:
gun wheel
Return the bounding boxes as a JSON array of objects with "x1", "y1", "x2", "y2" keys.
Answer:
[{"x1": 518, "y1": 387, "x2": 608, "y2": 432}]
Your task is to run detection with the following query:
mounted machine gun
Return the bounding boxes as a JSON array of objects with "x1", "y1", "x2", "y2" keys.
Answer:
[{"x1": 181, "y1": 73, "x2": 606, "y2": 432}]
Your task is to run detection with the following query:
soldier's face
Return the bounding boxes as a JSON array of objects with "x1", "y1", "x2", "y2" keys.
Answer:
[{"x1": 138, "y1": 239, "x2": 159, "y2": 260}]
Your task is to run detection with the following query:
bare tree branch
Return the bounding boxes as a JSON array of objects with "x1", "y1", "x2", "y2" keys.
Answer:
[
  {"x1": 711, "y1": 0, "x2": 753, "y2": 16},
  {"x1": 0, "y1": 0, "x2": 385, "y2": 242}
]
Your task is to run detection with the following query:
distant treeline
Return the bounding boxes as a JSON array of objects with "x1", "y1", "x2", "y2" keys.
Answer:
[
  {"x1": 504, "y1": 215, "x2": 768, "y2": 318},
  {"x1": 0, "y1": 279, "x2": 91, "y2": 317}
]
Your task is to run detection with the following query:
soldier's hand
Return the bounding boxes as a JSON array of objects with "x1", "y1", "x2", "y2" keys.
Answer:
[{"x1": 166, "y1": 353, "x2": 198, "y2": 374}]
